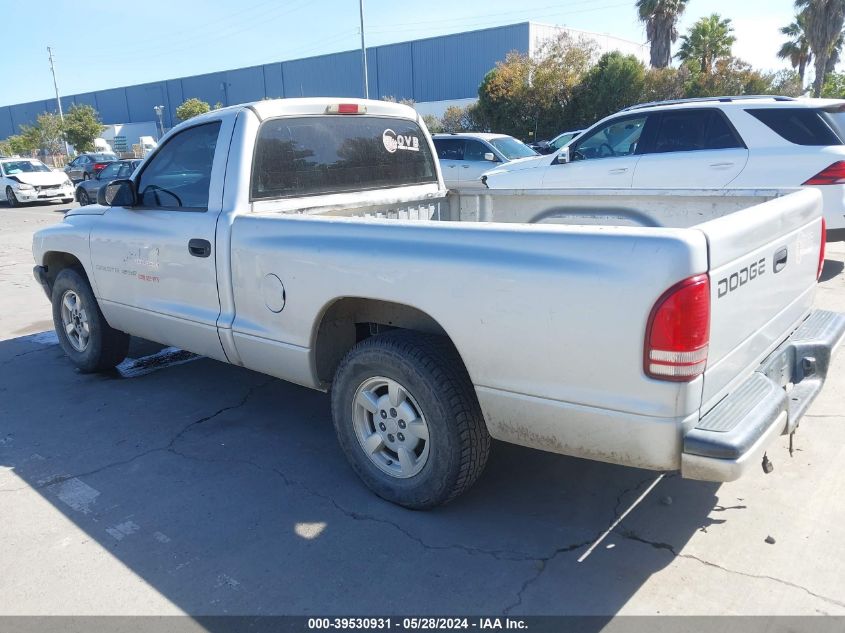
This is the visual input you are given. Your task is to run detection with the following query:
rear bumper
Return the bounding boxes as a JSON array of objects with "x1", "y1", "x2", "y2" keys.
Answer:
[{"x1": 681, "y1": 309, "x2": 845, "y2": 482}]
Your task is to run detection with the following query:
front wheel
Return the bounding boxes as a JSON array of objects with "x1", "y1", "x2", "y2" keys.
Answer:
[
  {"x1": 331, "y1": 330, "x2": 491, "y2": 509},
  {"x1": 77, "y1": 189, "x2": 90, "y2": 205},
  {"x1": 51, "y1": 268, "x2": 129, "y2": 372},
  {"x1": 6, "y1": 186, "x2": 19, "y2": 207}
]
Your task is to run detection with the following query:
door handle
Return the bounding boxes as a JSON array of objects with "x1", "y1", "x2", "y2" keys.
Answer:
[
  {"x1": 461, "y1": 165, "x2": 471, "y2": 169},
  {"x1": 188, "y1": 238, "x2": 211, "y2": 258},
  {"x1": 709, "y1": 162, "x2": 734, "y2": 168},
  {"x1": 608, "y1": 168, "x2": 628, "y2": 174}
]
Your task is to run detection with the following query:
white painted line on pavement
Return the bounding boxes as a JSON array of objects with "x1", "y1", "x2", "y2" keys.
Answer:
[{"x1": 577, "y1": 473, "x2": 665, "y2": 563}]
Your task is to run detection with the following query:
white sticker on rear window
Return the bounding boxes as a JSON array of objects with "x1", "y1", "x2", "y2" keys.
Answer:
[{"x1": 382, "y1": 129, "x2": 419, "y2": 153}]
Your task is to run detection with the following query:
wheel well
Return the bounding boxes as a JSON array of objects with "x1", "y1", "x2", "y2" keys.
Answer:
[
  {"x1": 314, "y1": 298, "x2": 454, "y2": 385},
  {"x1": 42, "y1": 251, "x2": 88, "y2": 291}
]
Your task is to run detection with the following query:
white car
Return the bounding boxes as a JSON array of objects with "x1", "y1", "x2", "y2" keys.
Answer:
[
  {"x1": 482, "y1": 96, "x2": 845, "y2": 237},
  {"x1": 432, "y1": 132, "x2": 537, "y2": 189},
  {"x1": 1, "y1": 158, "x2": 75, "y2": 207}
]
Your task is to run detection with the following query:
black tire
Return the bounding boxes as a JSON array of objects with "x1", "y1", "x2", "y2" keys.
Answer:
[
  {"x1": 6, "y1": 186, "x2": 19, "y2": 207},
  {"x1": 62, "y1": 198, "x2": 74, "y2": 204},
  {"x1": 77, "y1": 189, "x2": 89, "y2": 205},
  {"x1": 82, "y1": 172, "x2": 90, "y2": 181},
  {"x1": 331, "y1": 330, "x2": 490, "y2": 509},
  {"x1": 51, "y1": 268, "x2": 129, "y2": 373}
]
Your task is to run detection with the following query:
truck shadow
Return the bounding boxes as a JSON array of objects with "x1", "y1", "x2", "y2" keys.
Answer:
[
  {"x1": 820, "y1": 257, "x2": 844, "y2": 283},
  {"x1": 1, "y1": 334, "x2": 725, "y2": 621}
]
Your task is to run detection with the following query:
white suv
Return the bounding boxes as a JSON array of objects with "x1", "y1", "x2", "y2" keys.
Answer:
[{"x1": 482, "y1": 96, "x2": 845, "y2": 236}]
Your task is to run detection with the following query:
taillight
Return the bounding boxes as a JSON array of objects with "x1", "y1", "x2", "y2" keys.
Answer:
[
  {"x1": 803, "y1": 161, "x2": 845, "y2": 185},
  {"x1": 93, "y1": 162, "x2": 108, "y2": 172},
  {"x1": 818, "y1": 217, "x2": 827, "y2": 280},
  {"x1": 326, "y1": 103, "x2": 367, "y2": 114},
  {"x1": 644, "y1": 274, "x2": 711, "y2": 382}
]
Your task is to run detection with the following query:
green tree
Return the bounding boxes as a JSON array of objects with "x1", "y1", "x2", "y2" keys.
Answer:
[
  {"x1": 566, "y1": 52, "x2": 647, "y2": 128},
  {"x1": 636, "y1": 0, "x2": 690, "y2": 68},
  {"x1": 779, "y1": 12, "x2": 813, "y2": 87},
  {"x1": 64, "y1": 104, "x2": 104, "y2": 153},
  {"x1": 795, "y1": 0, "x2": 845, "y2": 96},
  {"x1": 641, "y1": 65, "x2": 691, "y2": 102},
  {"x1": 18, "y1": 113, "x2": 65, "y2": 157},
  {"x1": 475, "y1": 32, "x2": 596, "y2": 139},
  {"x1": 175, "y1": 97, "x2": 211, "y2": 121},
  {"x1": 422, "y1": 114, "x2": 443, "y2": 133},
  {"x1": 685, "y1": 57, "x2": 772, "y2": 97},
  {"x1": 822, "y1": 69, "x2": 845, "y2": 95},
  {"x1": 0, "y1": 134, "x2": 35, "y2": 156},
  {"x1": 440, "y1": 105, "x2": 478, "y2": 132},
  {"x1": 676, "y1": 14, "x2": 737, "y2": 73}
]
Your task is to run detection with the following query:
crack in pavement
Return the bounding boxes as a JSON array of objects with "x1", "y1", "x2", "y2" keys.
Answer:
[
  {"x1": 619, "y1": 529, "x2": 845, "y2": 610},
  {"x1": 0, "y1": 346, "x2": 53, "y2": 367},
  {"x1": 29, "y1": 379, "x2": 275, "y2": 493}
]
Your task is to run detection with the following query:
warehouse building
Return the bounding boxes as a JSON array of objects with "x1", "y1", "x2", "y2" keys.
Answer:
[{"x1": 0, "y1": 22, "x2": 646, "y2": 140}]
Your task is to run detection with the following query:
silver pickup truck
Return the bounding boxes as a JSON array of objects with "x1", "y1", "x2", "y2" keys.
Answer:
[{"x1": 32, "y1": 98, "x2": 845, "y2": 508}]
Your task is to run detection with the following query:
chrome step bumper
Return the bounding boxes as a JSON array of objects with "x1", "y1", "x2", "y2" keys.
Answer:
[{"x1": 682, "y1": 309, "x2": 845, "y2": 482}]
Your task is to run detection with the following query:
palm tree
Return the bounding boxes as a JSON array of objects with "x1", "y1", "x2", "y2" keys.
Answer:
[
  {"x1": 636, "y1": 0, "x2": 690, "y2": 68},
  {"x1": 676, "y1": 14, "x2": 737, "y2": 74},
  {"x1": 796, "y1": 0, "x2": 845, "y2": 97},
  {"x1": 778, "y1": 13, "x2": 813, "y2": 86}
]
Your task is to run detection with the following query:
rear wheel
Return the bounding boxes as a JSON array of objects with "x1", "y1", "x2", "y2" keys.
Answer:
[
  {"x1": 52, "y1": 268, "x2": 129, "y2": 372},
  {"x1": 82, "y1": 172, "x2": 90, "y2": 181},
  {"x1": 331, "y1": 330, "x2": 490, "y2": 509},
  {"x1": 5, "y1": 186, "x2": 19, "y2": 207}
]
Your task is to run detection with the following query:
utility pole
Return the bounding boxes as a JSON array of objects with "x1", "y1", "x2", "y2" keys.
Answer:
[
  {"x1": 47, "y1": 46, "x2": 71, "y2": 157},
  {"x1": 359, "y1": 0, "x2": 369, "y2": 99}
]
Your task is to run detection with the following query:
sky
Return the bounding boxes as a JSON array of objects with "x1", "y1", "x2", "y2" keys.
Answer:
[{"x1": 0, "y1": 0, "x2": 800, "y2": 107}]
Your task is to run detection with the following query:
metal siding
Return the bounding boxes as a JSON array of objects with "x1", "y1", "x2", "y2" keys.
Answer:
[
  {"x1": 262, "y1": 63, "x2": 284, "y2": 98},
  {"x1": 125, "y1": 82, "x2": 168, "y2": 123},
  {"x1": 412, "y1": 23, "x2": 529, "y2": 101},
  {"x1": 224, "y1": 66, "x2": 266, "y2": 106},
  {"x1": 2, "y1": 23, "x2": 534, "y2": 135},
  {"x1": 0, "y1": 107, "x2": 13, "y2": 138},
  {"x1": 283, "y1": 50, "x2": 364, "y2": 98},
  {"x1": 374, "y1": 42, "x2": 412, "y2": 101},
  {"x1": 180, "y1": 72, "x2": 228, "y2": 108},
  {"x1": 95, "y1": 88, "x2": 130, "y2": 123},
  {"x1": 165, "y1": 80, "x2": 183, "y2": 128}
]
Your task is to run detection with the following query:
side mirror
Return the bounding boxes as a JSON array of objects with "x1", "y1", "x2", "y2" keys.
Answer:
[
  {"x1": 555, "y1": 147, "x2": 570, "y2": 164},
  {"x1": 98, "y1": 179, "x2": 137, "y2": 207},
  {"x1": 483, "y1": 152, "x2": 497, "y2": 162}
]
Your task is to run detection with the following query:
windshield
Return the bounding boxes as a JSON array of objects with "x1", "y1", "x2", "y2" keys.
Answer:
[
  {"x1": 1, "y1": 160, "x2": 52, "y2": 174},
  {"x1": 489, "y1": 136, "x2": 538, "y2": 160},
  {"x1": 551, "y1": 131, "x2": 580, "y2": 150}
]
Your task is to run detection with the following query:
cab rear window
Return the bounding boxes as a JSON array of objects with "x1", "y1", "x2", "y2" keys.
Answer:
[
  {"x1": 746, "y1": 108, "x2": 843, "y2": 146},
  {"x1": 252, "y1": 116, "x2": 437, "y2": 199}
]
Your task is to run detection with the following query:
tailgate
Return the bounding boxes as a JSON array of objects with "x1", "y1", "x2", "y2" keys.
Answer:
[{"x1": 697, "y1": 188, "x2": 824, "y2": 413}]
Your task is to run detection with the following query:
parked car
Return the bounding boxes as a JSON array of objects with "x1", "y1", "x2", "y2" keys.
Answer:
[
  {"x1": 32, "y1": 98, "x2": 843, "y2": 509},
  {"x1": 75, "y1": 159, "x2": 142, "y2": 205},
  {"x1": 64, "y1": 152, "x2": 119, "y2": 182},
  {"x1": 528, "y1": 129, "x2": 583, "y2": 154},
  {"x1": 1, "y1": 158, "x2": 74, "y2": 207},
  {"x1": 483, "y1": 96, "x2": 845, "y2": 239},
  {"x1": 432, "y1": 132, "x2": 537, "y2": 188}
]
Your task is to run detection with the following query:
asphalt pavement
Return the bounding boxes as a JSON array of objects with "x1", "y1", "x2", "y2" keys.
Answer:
[{"x1": 2, "y1": 200, "x2": 845, "y2": 617}]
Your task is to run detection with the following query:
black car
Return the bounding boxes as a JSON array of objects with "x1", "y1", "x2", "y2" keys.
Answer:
[{"x1": 75, "y1": 159, "x2": 142, "y2": 205}]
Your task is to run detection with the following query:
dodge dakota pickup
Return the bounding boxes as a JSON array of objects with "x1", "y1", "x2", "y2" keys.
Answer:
[{"x1": 32, "y1": 98, "x2": 845, "y2": 508}]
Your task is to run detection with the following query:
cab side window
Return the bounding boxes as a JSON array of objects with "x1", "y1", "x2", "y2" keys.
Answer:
[
  {"x1": 137, "y1": 122, "x2": 220, "y2": 210},
  {"x1": 571, "y1": 116, "x2": 648, "y2": 161},
  {"x1": 463, "y1": 140, "x2": 489, "y2": 161},
  {"x1": 650, "y1": 110, "x2": 743, "y2": 154},
  {"x1": 434, "y1": 139, "x2": 464, "y2": 161}
]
